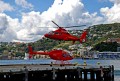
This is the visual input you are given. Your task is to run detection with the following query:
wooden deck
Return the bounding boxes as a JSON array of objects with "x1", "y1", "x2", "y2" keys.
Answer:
[{"x1": 0, "y1": 64, "x2": 114, "y2": 81}]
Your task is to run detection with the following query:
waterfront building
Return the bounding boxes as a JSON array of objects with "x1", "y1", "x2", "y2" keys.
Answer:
[
  {"x1": 24, "y1": 53, "x2": 29, "y2": 60},
  {"x1": 106, "y1": 38, "x2": 120, "y2": 43},
  {"x1": 97, "y1": 52, "x2": 120, "y2": 59},
  {"x1": 117, "y1": 47, "x2": 120, "y2": 52}
]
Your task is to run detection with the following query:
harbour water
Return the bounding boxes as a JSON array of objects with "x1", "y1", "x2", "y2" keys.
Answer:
[{"x1": 0, "y1": 59, "x2": 120, "y2": 81}]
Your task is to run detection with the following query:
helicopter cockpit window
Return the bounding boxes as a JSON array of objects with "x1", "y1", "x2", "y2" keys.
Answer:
[
  {"x1": 48, "y1": 31, "x2": 54, "y2": 35},
  {"x1": 69, "y1": 52, "x2": 73, "y2": 57},
  {"x1": 62, "y1": 54, "x2": 67, "y2": 57},
  {"x1": 54, "y1": 32, "x2": 60, "y2": 35},
  {"x1": 62, "y1": 53, "x2": 71, "y2": 57}
]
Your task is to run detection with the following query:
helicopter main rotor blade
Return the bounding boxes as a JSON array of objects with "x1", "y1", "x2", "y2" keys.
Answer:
[
  {"x1": 37, "y1": 25, "x2": 86, "y2": 28},
  {"x1": 37, "y1": 20, "x2": 86, "y2": 28},
  {"x1": 52, "y1": 21, "x2": 86, "y2": 28},
  {"x1": 52, "y1": 21, "x2": 60, "y2": 27},
  {"x1": 37, "y1": 26, "x2": 58, "y2": 28},
  {"x1": 64, "y1": 25, "x2": 86, "y2": 28}
]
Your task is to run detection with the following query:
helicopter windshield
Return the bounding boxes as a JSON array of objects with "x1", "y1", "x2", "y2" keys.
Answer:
[
  {"x1": 48, "y1": 31, "x2": 61, "y2": 35},
  {"x1": 62, "y1": 50, "x2": 73, "y2": 57},
  {"x1": 68, "y1": 51, "x2": 73, "y2": 57},
  {"x1": 48, "y1": 31, "x2": 54, "y2": 35}
]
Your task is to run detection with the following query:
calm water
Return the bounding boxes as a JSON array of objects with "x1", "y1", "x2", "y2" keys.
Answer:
[{"x1": 0, "y1": 59, "x2": 120, "y2": 81}]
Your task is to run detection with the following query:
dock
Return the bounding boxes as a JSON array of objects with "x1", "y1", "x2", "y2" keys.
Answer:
[{"x1": 0, "y1": 63, "x2": 114, "y2": 81}]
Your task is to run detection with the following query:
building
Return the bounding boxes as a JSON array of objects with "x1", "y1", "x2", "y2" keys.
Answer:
[
  {"x1": 97, "y1": 52, "x2": 120, "y2": 59},
  {"x1": 117, "y1": 47, "x2": 120, "y2": 52},
  {"x1": 106, "y1": 38, "x2": 120, "y2": 43}
]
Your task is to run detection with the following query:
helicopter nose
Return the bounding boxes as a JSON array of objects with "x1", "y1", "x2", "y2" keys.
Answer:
[{"x1": 44, "y1": 34, "x2": 49, "y2": 37}]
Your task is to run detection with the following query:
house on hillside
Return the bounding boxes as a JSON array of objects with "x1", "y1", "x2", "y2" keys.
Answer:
[{"x1": 106, "y1": 38, "x2": 120, "y2": 44}]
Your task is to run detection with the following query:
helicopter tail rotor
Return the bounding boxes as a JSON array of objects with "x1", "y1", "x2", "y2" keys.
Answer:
[
  {"x1": 80, "y1": 30, "x2": 87, "y2": 43},
  {"x1": 28, "y1": 45, "x2": 34, "y2": 59},
  {"x1": 28, "y1": 45, "x2": 33, "y2": 54}
]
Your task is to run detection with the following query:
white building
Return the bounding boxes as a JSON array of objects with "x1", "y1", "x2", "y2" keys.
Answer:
[{"x1": 24, "y1": 53, "x2": 29, "y2": 60}]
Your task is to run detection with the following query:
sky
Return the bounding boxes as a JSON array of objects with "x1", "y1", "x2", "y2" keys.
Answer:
[{"x1": 0, "y1": 0, "x2": 120, "y2": 43}]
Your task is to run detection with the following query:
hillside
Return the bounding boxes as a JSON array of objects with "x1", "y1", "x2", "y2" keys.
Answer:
[{"x1": 86, "y1": 23, "x2": 120, "y2": 46}]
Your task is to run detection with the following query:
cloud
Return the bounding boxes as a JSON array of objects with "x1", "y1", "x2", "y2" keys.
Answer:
[
  {"x1": 41, "y1": 0, "x2": 104, "y2": 26},
  {"x1": 1, "y1": 27, "x2": 17, "y2": 42},
  {"x1": 0, "y1": 14, "x2": 8, "y2": 34},
  {"x1": 110, "y1": 0, "x2": 120, "y2": 4},
  {"x1": 100, "y1": 0, "x2": 120, "y2": 23},
  {"x1": 0, "y1": 0, "x2": 105, "y2": 42},
  {"x1": 0, "y1": 0, "x2": 14, "y2": 12},
  {"x1": 0, "y1": 13, "x2": 17, "y2": 42},
  {"x1": 15, "y1": 0, "x2": 33, "y2": 9}
]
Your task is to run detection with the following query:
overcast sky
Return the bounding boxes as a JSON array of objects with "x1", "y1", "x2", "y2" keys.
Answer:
[{"x1": 0, "y1": 0, "x2": 119, "y2": 42}]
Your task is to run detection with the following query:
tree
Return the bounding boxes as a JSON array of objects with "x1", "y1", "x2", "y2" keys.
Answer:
[{"x1": 92, "y1": 42, "x2": 118, "y2": 52}]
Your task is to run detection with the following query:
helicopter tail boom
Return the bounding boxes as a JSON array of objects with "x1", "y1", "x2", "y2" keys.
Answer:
[{"x1": 28, "y1": 45, "x2": 49, "y2": 55}]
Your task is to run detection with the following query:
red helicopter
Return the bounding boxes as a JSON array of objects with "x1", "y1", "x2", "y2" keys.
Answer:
[
  {"x1": 44, "y1": 21, "x2": 87, "y2": 44},
  {"x1": 28, "y1": 45, "x2": 73, "y2": 64}
]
